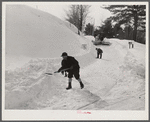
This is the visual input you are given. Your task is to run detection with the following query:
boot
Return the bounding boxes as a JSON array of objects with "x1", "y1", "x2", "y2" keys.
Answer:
[
  {"x1": 66, "y1": 82, "x2": 72, "y2": 90},
  {"x1": 80, "y1": 82, "x2": 84, "y2": 89},
  {"x1": 64, "y1": 72, "x2": 67, "y2": 77}
]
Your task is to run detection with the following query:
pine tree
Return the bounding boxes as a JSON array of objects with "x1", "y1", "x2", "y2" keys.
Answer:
[
  {"x1": 99, "y1": 17, "x2": 114, "y2": 38},
  {"x1": 84, "y1": 23, "x2": 94, "y2": 35},
  {"x1": 104, "y1": 5, "x2": 146, "y2": 42}
]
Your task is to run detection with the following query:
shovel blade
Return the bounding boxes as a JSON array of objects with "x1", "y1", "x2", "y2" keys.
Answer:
[{"x1": 45, "y1": 73, "x2": 53, "y2": 75}]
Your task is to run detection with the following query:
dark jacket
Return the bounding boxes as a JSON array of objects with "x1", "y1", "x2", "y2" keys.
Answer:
[
  {"x1": 97, "y1": 48, "x2": 103, "y2": 53},
  {"x1": 58, "y1": 56, "x2": 80, "y2": 72},
  {"x1": 100, "y1": 36, "x2": 104, "y2": 41}
]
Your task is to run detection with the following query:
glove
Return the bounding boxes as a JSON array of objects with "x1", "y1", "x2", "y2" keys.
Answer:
[
  {"x1": 61, "y1": 71, "x2": 64, "y2": 75},
  {"x1": 54, "y1": 71, "x2": 59, "y2": 73},
  {"x1": 70, "y1": 66, "x2": 73, "y2": 70}
]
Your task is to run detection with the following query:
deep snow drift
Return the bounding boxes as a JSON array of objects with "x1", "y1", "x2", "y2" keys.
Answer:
[
  {"x1": 5, "y1": 5, "x2": 96, "y2": 109},
  {"x1": 5, "y1": 5, "x2": 146, "y2": 111},
  {"x1": 5, "y1": 5, "x2": 86, "y2": 70}
]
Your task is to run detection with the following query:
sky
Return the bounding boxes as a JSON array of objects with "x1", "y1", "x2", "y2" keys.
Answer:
[
  {"x1": 22, "y1": 2, "x2": 112, "y2": 27},
  {"x1": 4, "y1": 2, "x2": 148, "y2": 27}
]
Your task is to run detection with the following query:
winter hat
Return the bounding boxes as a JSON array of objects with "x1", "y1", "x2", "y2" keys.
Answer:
[{"x1": 61, "y1": 52, "x2": 68, "y2": 57}]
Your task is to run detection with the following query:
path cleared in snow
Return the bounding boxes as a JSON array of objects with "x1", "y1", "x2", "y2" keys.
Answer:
[{"x1": 80, "y1": 38, "x2": 145, "y2": 110}]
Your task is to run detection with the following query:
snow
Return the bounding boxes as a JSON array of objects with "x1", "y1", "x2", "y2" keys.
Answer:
[
  {"x1": 5, "y1": 5, "x2": 85, "y2": 70},
  {"x1": 4, "y1": 4, "x2": 147, "y2": 120}
]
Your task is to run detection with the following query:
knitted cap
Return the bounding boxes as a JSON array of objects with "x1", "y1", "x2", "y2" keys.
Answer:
[{"x1": 61, "y1": 52, "x2": 68, "y2": 57}]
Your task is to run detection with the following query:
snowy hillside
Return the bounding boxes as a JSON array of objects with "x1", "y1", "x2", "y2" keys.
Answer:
[
  {"x1": 6, "y1": 5, "x2": 86, "y2": 70},
  {"x1": 4, "y1": 5, "x2": 146, "y2": 116},
  {"x1": 5, "y1": 5, "x2": 97, "y2": 109}
]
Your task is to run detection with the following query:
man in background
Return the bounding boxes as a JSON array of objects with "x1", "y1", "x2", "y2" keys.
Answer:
[{"x1": 96, "y1": 48, "x2": 103, "y2": 59}]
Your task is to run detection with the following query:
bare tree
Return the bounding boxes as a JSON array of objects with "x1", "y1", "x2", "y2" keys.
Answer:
[{"x1": 65, "y1": 5, "x2": 91, "y2": 32}]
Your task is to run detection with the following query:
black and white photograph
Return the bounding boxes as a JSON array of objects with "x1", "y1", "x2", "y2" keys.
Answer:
[{"x1": 2, "y1": 1, "x2": 149, "y2": 120}]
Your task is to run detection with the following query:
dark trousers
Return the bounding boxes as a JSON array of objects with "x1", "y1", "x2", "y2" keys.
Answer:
[
  {"x1": 68, "y1": 68, "x2": 80, "y2": 80},
  {"x1": 129, "y1": 43, "x2": 134, "y2": 49},
  {"x1": 97, "y1": 53, "x2": 102, "y2": 59},
  {"x1": 129, "y1": 42, "x2": 133, "y2": 49}
]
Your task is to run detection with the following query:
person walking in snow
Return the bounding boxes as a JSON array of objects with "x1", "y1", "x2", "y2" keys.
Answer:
[
  {"x1": 56, "y1": 52, "x2": 84, "y2": 90},
  {"x1": 96, "y1": 48, "x2": 103, "y2": 59},
  {"x1": 128, "y1": 42, "x2": 132, "y2": 49},
  {"x1": 131, "y1": 40, "x2": 134, "y2": 48}
]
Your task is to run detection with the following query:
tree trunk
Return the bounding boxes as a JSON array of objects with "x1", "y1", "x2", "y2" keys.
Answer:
[
  {"x1": 79, "y1": 5, "x2": 83, "y2": 31},
  {"x1": 133, "y1": 6, "x2": 138, "y2": 42}
]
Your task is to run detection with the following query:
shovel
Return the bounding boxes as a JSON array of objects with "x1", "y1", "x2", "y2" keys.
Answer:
[{"x1": 45, "y1": 68, "x2": 71, "y2": 75}]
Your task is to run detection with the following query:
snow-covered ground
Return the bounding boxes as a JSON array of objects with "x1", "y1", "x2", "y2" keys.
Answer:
[
  {"x1": 4, "y1": 4, "x2": 147, "y2": 119},
  {"x1": 5, "y1": 38, "x2": 146, "y2": 110}
]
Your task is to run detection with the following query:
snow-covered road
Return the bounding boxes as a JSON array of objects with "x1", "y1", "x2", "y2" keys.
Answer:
[{"x1": 80, "y1": 38, "x2": 145, "y2": 110}]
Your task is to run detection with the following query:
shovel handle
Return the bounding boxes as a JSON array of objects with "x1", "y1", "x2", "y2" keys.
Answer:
[{"x1": 46, "y1": 68, "x2": 72, "y2": 75}]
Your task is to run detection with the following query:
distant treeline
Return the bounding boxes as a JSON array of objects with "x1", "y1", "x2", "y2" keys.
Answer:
[{"x1": 84, "y1": 5, "x2": 146, "y2": 44}]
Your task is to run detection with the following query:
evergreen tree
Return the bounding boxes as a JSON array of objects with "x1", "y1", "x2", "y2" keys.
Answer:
[
  {"x1": 124, "y1": 25, "x2": 133, "y2": 39},
  {"x1": 104, "y1": 5, "x2": 146, "y2": 42},
  {"x1": 84, "y1": 23, "x2": 94, "y2": 35},
  {"x1": 99, "y1": 17, "x2": 114, "y2": 38},
  {"x1": 113, "y1": 23, "x2": 123, "y2": 38}
]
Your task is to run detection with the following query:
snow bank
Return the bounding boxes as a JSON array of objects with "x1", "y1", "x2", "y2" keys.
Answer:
[
  {"x1": 5, "y1": 58, "x2": 63, "y2": 109},
  {"x1": 5, "y1": 5, "x2": 97, "y2": 109},
  {"x1": 5, "y1": 34, "x2": 97, "y2": 109},
  {"x1": 6, "y1": 5, "x2": 86, "y2": 70}
]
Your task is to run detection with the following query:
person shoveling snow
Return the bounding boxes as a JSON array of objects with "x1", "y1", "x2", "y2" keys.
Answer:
[
  {"x1": 55, "y1": 52, "x2": 84, "y2": 90},
  {"x1": 96, "y1": 48, "x2": 103, "y2": 59}
]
